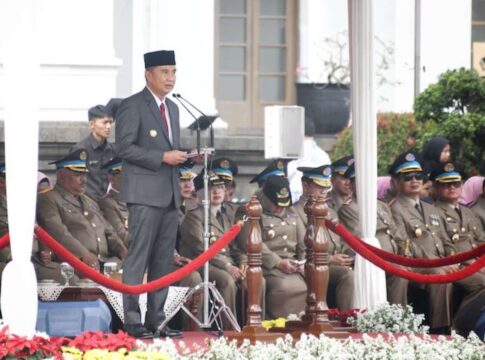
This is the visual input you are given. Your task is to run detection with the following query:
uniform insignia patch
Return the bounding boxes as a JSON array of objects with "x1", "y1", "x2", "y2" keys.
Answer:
[
  {"x1": 221, "y1": 160, "x2": 230, "y2": 169},
  {"x1": 405, "y1": 153, "x2": 415, "y2": 161},
  {"x1": 444, "y1": 163, "x2": 454, "y2": 172}
]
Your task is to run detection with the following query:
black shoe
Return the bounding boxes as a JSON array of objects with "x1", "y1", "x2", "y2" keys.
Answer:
[
  {"x1": 124, "y1": 324, "x2": 154, "y2": 339},
  {"x1": 149, "y1": 325, "x2": 182, "y2": 338}
]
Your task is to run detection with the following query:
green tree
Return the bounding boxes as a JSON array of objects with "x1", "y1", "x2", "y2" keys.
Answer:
[{"x1": 413, "y1": 68, "x2": 485, "y2": 174}]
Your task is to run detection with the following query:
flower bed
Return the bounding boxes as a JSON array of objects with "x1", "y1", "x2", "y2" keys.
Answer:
[{"x1": 0, "y1": 328, "x2": 484, "y2": 359}]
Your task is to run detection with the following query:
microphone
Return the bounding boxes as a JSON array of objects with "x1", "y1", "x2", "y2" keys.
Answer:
[
  {"x1": 175, "y1": 93, "x2": 208, "y2": 118},
  {"x1": 172, "y1": 94, "x2": 200, "y2": 154},
  {"x1": 175, "y1": 93, "x2": 215, "y2": 147}
]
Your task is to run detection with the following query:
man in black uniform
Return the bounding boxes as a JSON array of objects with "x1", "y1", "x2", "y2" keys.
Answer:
[{"x1": 71, "y1": 105, "x2": 115, "y2": 201}]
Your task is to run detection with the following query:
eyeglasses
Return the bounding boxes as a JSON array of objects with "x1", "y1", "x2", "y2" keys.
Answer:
[
  {"x1": 439, "y1": 181, "x2": 462, "y2": 188},
  {"x1": 402, "y1": 173, "x2": 425, "y2": 182}
]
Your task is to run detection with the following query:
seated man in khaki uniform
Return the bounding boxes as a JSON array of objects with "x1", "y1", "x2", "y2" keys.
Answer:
[
  {"x1": 293, "y1": 164, "x2": 354, "y2": 310},
  {"x1": 338, "y1": 163, "x2": 408, "y2": 305},
  {"x1": 210, "y1": 157, "x2": 239, "y2": 224},
  {"x1": 252, "y1": 175, "x2": 307, "y2": 319},
  {"x1": 328, "y1": 156, "x2": 354, "y2": 212},
  {"x1": 37, "y1": 149, "x2": 127, "y2": 274},
  {"x1": 431, "y1": 162, "x2": 485, "y2": 297},
  {"x1": 180, "y1": 172, "x2": 243, "y2": 328},
  {"x1": 178, "y1": 163, "x2": 197, "y2": 217},
  {"x1": 471, "y1": 178, "x2": 485, "y2": 229},
  {"x1": 389, "y1": 151, "x2": 455, "y2": 333},
  {"x1": 0, "y1": 163, "x2": 77, "y2": 285}
]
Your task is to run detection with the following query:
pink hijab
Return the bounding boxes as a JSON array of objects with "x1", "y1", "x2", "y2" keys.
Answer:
[
  {"x1": 377, "y1": 176, "x2": 391, "y2": 200},
  {"x1": 459, "y1": 176, "x2": 484, "y2": 206}
]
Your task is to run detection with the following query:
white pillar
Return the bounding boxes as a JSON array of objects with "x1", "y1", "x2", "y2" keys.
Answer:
[
  {"x1": 348, "y1": 0, "x2": 387, "y2": 309},
  {"x1": 0, "y1": 0, "x2": 40, "y2": 336}
]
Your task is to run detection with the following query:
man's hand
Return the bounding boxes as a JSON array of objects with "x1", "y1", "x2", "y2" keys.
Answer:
[
  {"x1": 227, "y1": 265, "x2": 244, "y2": 280},
  {"x1": 277, "y1": 259, "x2": 298, "y2": 274},
  {"x1": 188, "y1": 148, "x2": 205, "y2": 164},
  {"x1": 174, "y1": 254, "x2": 191, "y2": 267},
  {"x1": 162, "y1": 150, "x2": 188, "y2": 165},
  {"x1": 81, "y1": 253, "x2": 100, "y2": 271},
  {"x1": 39, "y1": 250, "x2": 52, "y2": 266},
  {"x1": 329, "y1": 254, "x2": 354, "y2": 267},
  {"x1": 118, "y1": 246, "x2": 128, "y2": 260}
]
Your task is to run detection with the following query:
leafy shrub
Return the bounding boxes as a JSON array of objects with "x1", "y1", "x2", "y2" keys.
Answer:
[{"x1": 331, "y1": 112, "x2": 422, "y2": 175}]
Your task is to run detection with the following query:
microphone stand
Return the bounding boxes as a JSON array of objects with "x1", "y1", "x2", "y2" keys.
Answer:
[
  {"x1": 164, "y1": 94, "x2": 239, "y2": 332},
  {"x1": 176, "y1": 94, "x2": 214, "y2": 148}
]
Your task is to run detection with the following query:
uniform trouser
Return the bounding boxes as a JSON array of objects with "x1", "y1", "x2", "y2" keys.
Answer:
[
  {"x1": 206, "y1": 265, "x2": 267, "y2": 329},
  {"x1": 329, "y1": 265, "x2": 354, "y2": 310},
  {"x1": 265, "y1": 270, "x2": 307, "y2": 319},
  {"x1": 387, "y1": 274, "x2": 408, "y2": 305},
  {"x1": 414, "y1": 267, "x2": 452, "y2": 329},
  {"x1": 123, "y1": 204, "x2": 178, "y2": 329}
]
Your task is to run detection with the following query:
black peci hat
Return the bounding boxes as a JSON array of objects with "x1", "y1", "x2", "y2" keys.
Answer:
[{"x1": 144, "y1": 50, "x2": 176, "y2": 69}]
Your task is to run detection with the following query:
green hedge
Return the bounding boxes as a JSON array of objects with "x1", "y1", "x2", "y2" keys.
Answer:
[
  {"x1": 330, "y1": 113, "x2": 434, "y2": 176},
  {"x1": 331, "y1": 68, "x2": 485, "y2": 176}
]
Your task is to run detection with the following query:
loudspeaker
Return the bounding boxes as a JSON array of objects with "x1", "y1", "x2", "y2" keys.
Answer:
[{"x1": 264, "y1": 105, "x2": 304, "y2": 159}]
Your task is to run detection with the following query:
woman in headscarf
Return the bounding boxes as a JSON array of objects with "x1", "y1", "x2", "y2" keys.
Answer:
[
  {"x1": 459, "y1": 176, "x2": 485, "y2": 207},
  {"x1": 37, "y1": 172, "x2": 52, "y2": 193},
  {"x1": 470, "y1": 177, "x2": 485, "y2": 229},
  {"x1": 421, "y1": 136, "x2": 451, "y2": 174}
]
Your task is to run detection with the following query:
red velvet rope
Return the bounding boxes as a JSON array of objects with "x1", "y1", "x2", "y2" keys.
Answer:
[
  {"x1": 324, "y1": 221, "x2": 485, "y2": 283},
  {"x1": 324, "y1": 219, "x2": 485, "y2": 267},
  {"x1": 0, "y1": 233, "x2": 9, "y2": 249},
  {"x1": 35, "y1": 224, "x2": 241, "y2": 294}
]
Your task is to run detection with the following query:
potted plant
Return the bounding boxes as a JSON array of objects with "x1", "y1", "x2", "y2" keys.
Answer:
[
  {"x1": 297, "y1": 31, "x2": 397, "y2": 135},
  {"x1": 296, "y1": 31, "x2": 351, "y2": 135}
]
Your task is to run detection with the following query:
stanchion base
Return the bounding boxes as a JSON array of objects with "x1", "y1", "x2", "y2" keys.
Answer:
[{"x1": 226, "y1": 326, "x2": 285, "y2": 345}]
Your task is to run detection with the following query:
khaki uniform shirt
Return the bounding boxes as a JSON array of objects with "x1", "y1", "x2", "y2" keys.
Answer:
[
  {"x1": 327, "y1": 189, "x2": 347, "y2": 212},
  {"x1": 390, "y1": 194, "x2": 455, "y2": 258},
  {"x1": 294, "y1": 195, "x2": 353, "y2": 256},
  {"x1": 179, "y1": 205, "x2": 235, "y2": 270},
  {"x1": 434, "y1": 200, "x2": 485, "y2": 264},
  {"x1": 37, "y1": 184, "x2": 125, "y2": 262},
  {"x1": 339, "y1": 199, "x2": 405, "y2": 254},
  {"x1": 98, "y1": 188, "x2": 129, "y2": 246},
  {"x1": 472, "y1": 197, "x2": 485, "y2": 230}
]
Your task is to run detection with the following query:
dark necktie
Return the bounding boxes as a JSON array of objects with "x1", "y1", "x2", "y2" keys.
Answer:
[
  {"x1": 414, "y1": 202, "x2": 424, "y2": 219},
  {"x1": 159, "y1": 103, "x2": 169, "y2": 131},
  {"x1": 216, "y1": 210, "x2": 224, "y2": 228},
  {"x1": 455, "y1": 206, "x2": 463, "y2": 222}
]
